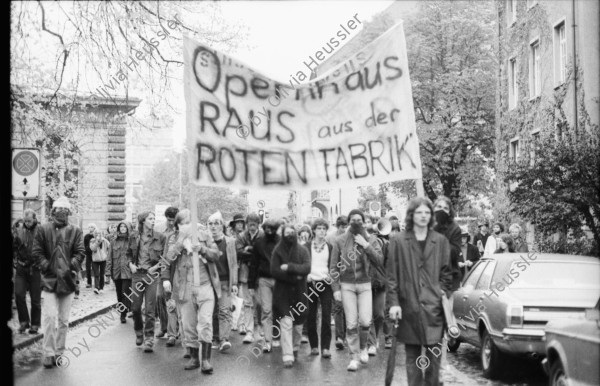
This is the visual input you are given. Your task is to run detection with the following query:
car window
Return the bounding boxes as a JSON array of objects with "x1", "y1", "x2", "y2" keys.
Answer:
[
  {"x1": 463, "y1": 261, "x2": 488, "y2": 288},
  {"x1": 509, "y1": 261, "x2": 600, "y2": 289},
  {"x1": 475, "y1": 261, "x2": 496, "y2": 290}
]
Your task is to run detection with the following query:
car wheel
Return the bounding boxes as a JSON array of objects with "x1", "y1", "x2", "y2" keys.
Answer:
[
  {"x1": 550, "y1": 359, "x2": 570, "y2": 386},
  {"x1": 480, "y1": 329, "x2": 506, "y2": 379},
  {"x1": 447, "y1": 337, "x2": 460, "y2": 352}
]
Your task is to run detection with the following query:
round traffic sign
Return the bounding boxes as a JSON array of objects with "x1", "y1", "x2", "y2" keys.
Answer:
[
  {"x1": 13, "y1": 151, "x2": 39, "y2": 176},
  {"x1": 257, "y1": 200, "x2": 265, "y2": 208},
  {"x1": 369, "y1": 201, "x2": 381, "y2": 211}
]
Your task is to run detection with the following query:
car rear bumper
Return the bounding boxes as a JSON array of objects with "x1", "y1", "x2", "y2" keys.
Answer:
[{"x1": 496, "y1": 328, "x2": 546, "y2": 355}]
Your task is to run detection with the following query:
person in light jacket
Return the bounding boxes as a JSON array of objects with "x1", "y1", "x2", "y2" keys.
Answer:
[
  {"x1": 90, "y1": 230, "x2": 110, "y2": 294},
  {"x1": 387, "y1": 197, "x2": 453, "y2": 386}
]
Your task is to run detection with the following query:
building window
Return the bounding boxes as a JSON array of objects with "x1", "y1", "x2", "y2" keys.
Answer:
[
  {"x1": 554, "y1": 21, "x2": 567, "y2": 85},
  {"x1": 509, "y1": 57, "x2": 518, "y2": 109},
  {"x1": 530, "y1": 40, "x2": 541, "y2": 98},
  {"x1": 507, "y1": 0, "x2": 517, "y2": 26},
  {"x1": 510, "y1": 139, "x2": 520, "y2": 163}
]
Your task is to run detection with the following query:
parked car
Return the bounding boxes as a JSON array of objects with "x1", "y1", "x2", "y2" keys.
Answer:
[
  {"x1": 449, "y1": 253, "x2": 600, "y2": 379},
  {"x1": 542, "y1": 300, "x2": 600, "y2": 386}
]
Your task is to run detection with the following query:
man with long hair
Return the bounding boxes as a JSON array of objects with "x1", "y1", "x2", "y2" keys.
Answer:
[{"x1": 387, "y1": 197, "x2": 452, "y2": 385}]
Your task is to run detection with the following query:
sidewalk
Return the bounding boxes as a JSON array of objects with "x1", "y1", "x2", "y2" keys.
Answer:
[{"x1": 10, "y1": 277, "x2": 117, "y2": 350}]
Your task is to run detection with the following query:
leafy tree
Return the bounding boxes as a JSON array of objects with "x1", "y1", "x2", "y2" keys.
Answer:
[
  {"x1": 504, "y1": 129, "x2": 599, "y2": 256},
  {"x1": 136, "y1": 150, "x2": 248, "y2": 223}
]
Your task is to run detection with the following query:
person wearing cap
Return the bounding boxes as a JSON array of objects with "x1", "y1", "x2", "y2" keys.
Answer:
[
  {"x1": 32, "y1": 196, "x2": 85, "y2": 369},
  {"x1": 235, "y1": 213, "x2": 263, "y2": 343},
  {"x1": 472, "y1": 221, "x2": 490, "y2": 257},
  {"x1": 229, "y1": 213, "x2": 246, "y2": 237},
  {"x1": 126, "y1": 211, "x2": 167, "y2": 353},
  {"x1": 207, "y1": 211, "x2": 238, "y2": 352},
  {"x1": 459, "y1": 227, "x2": 480, "y2": 279},
  {"x1": 330, "y1": 208, "x2": 384, "y2": 371}
]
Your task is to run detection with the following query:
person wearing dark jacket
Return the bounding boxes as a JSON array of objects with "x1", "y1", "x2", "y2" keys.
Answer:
[
  {"x1": 305, "y1": 218, "x2": 333, "y2": 358},
  {"x1": 32, "y1": 197, "x2": 85, "y2": 369},
  {"x1": 106, "y1": 222, "x2": 133, "y2": 323},
  {"x1": 126, "y1": 211, "x2": 166, "y2": 353},
  {"x1": 13, "y1": 209, "x2": 41, "y2": 334},
  {"x1": 387, "y1": 197, "x2": 452, "y2": 386},
  {"x1": 433, "y1": 196, "x2": 462, "y2": 293},
  {"x1": 83, "y1": 223, "x2": 97, "y2": 288},
  {"x1": 235, "y1": 213, "x2": 263, "y2": 343},
  {"x1": 250, "y1": 219, "x2": 281, "y2": 353},
  {"x1": 271, "y1": 225, "x2": 311, "y2": 368},
  {"x1": 509, "y1": 223, "x2": 529, "y2": 253},
  {"x1": 459, "y1": 227, "x2": 480, "y2": 280}
]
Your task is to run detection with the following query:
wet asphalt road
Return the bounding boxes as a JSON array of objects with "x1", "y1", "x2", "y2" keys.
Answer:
[{"x1": 14, "y1": 310, "x2": 547, "y2": 386}]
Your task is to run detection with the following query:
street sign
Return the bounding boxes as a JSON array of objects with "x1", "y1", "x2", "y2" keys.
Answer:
[
  {"x1": 257, "y1": 200, "x2": 265, "y2": 208},
  {"x1": 12, "y1": 148, "x2": 41, "y2": 200}
]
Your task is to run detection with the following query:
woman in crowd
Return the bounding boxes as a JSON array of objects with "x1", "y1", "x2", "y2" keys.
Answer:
[
  {"x1": 106, "y1": 222, "x2": 133, "y2": 323},
  {"x1": 90, "y1": 230, "x2": 110, "y2": 294},
  {"x1": 305, "y1": 218, "x2": 333, "y2": 358},
  {"x1": 494, "y1": 233, "x2": 516, "y2": 253},
  {"x1": 509, "y1": 223, "x2": 529, "y2": 252},
  {"x1": 271, "y1": 224, "x2": 311, "y2": 368}
]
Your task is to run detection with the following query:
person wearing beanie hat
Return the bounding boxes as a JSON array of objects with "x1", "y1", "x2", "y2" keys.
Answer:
[{"x1": 32, "y1": 196, "x2": 85, "y2": 369}]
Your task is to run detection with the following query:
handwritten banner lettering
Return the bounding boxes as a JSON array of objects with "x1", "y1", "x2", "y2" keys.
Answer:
[{"x1": 184, "y1": 22, "x2": 422, "y2": 189}]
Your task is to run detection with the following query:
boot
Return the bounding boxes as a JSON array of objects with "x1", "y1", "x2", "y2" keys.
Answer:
[
  {"x1": 201, "y1": 342, "x2": 213, "y2": 374},
  {"x1": 183, "y1": 347, "x2": 191, "y2": 359},
  {"x1": 135, "y1": 331, "x2": 143, "y2": 346},
  {"x1": 184, "y1": 347, "x2": 200, "y2": 370}
]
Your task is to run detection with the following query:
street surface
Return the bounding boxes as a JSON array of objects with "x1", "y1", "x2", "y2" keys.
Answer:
[{"x1": 15, "y1": 311, "x2": 547, "y2": 386}]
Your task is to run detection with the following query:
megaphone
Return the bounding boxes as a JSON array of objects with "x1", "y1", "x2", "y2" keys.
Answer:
[{"x1": 376, "y1": 217, "x2": 392, "y2": 236}]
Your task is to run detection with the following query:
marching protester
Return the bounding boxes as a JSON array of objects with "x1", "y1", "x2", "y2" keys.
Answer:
[
  {"x1": 509, "y1": 223, "x2": 529, "y2": 252},
  {"x1": 230, "y1": 213, "x2": 246, "y2": 237},
  {"x1": 330, "y1": 209, "x2": 384, "y2": 372},
  {"x1": 387, "y1": 197, "x2": 453, "y2": 385},
  {"x1": 106, "y1": 222, "x2": 133, "y2": 323},
  {"x1": 298, "y1": 224, "x2": 313, "y2": 246},
  {"x1": 483, "y1": 222, "x2": 505, "y2": 258},
  {"x1": 13, "y1": 209, "x2": 41, "y2": 334},
  {"x1": 154, "y1": 207, "x2": 180, "y2": 340},
  {"x1": 163, "y1": 209, "x2": 220, "y2": 373},
  {"x1": 32, "y1": 197, "x2": 85, "y2": 369},
  {"x1": 366, "y1": 215, "x2": 389, "y2": 357},
  {"x1": 389, "y1": 215, "x2": 401, "y2": 234},
  {"x1": 83, "y1": 223, "x2": 97, "y2": 288},
  {"x1": 271, "y1": 224, "x2": 311, "y2": 368},
  {"x1": 250, "y1": 219, "x2": 281, "y2": 353},
  {"x1": 459, "y1": 227, "x2": 480, "y2": 278},
  {"x1": 433, "y1": 196, "x2": 462, "y2": 292},
  {"x1": 235, "y1": 213, "x2": 263, "y2": 343},
  {"x1": 127, "y1": 211, "x2": 167, "y2": 352},
  {"x1": 495, "y1": 233, "x2": 516, "y2": 253},
  {"x1": 326, "y1": 215, "x2": 348, "y2": 350},
  {"x1": 305, "y1": 218, "x2": 333, "y2": 358},
  {"x1": 90, "y1": 230, "x2": 110, "y2": 294},
  {"x1": 207, "y1": 211, "x2": 238, "y2": 352}
]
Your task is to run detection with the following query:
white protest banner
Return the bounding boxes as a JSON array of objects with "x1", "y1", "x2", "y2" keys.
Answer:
[{"x1": 184, "y1": 22, "x2": 422, "y2": 190}]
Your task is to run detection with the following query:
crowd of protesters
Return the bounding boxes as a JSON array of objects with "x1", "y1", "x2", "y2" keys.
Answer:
[{"x1": 12, "y1": 194, "x2": 529, "y2": 384}]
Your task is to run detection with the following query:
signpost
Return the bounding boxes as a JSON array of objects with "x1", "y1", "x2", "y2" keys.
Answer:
[{"x1": 12, "y1": 148, "x2": 41, "y2": 211}]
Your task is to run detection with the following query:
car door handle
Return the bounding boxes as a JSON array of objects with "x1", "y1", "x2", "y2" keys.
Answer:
[
  {"x1": 462, "y1": 295, "x2": 468, "y2": 300},
  {"x1": 479, "y1": 295, "x2": 485, "y2": 300}
]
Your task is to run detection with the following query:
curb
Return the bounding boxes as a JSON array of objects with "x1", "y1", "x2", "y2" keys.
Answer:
[{"x1": 13, "y1": 303, "x2": 117, "y2": 351}]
